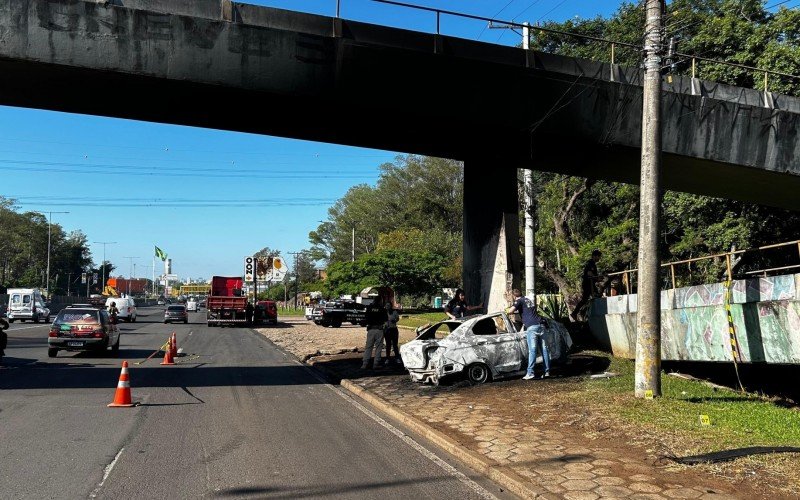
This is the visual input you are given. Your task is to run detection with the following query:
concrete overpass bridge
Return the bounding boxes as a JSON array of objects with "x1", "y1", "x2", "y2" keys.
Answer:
[{"x1": 1, "y1": 0, "x2": 798, "y2": 309}]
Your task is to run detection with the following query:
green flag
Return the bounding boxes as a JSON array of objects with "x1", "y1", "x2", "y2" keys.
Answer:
[{"x1": 155, "y1": 246, "x2": 167, "y2": 261}]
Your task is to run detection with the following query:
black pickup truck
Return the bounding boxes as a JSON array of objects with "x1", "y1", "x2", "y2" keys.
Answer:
[{"x1": 311, "y1": 300, "x2": 368, "y2": 328}]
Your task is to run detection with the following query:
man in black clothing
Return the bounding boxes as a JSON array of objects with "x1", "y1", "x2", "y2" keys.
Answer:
[
  {"x1": 361, "y1": 301, "x2": 388, "y2": 369},
  {"x1": 444, "y1": 288, "x2": 483, "y2": 319},
  {"x1": 571, "y1": 249, "x2": 602, "y2": 321}
]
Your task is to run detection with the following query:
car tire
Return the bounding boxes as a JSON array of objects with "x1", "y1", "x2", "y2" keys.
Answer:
[
  {"x1": 467, "y1": 363, "x2": 491, "y2": 385},
  {"x1": 164, "y1": 320, "x2": 168, "y2": 324},
  {"x1": 8, "y1": 319, "x2": 15, "y2": 323},
  {"x1": 184, "y1": 319, "x2": 188, "y2": 324},
  {"x1": 47, "y1": 348, "x2": 58, "y2": 358},
  {"x1": 331, "y1": 318, "x2": 342, "y2": 328}
]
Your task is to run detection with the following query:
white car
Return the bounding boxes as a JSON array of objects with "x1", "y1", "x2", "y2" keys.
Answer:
[
  {"x1": 106, "y1": 297, "x2": 137, "y2": 322},
  {"x1": 400, "y1": 311, "x2": 572, "y2": 385},
  {"x1": 186, "y1": 300, "x2": 198, "y2": 312}
]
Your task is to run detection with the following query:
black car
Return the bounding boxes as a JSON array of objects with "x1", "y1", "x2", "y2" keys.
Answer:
[{"x1": 164, "y1": 304, "x2": 188, "y2": 324}]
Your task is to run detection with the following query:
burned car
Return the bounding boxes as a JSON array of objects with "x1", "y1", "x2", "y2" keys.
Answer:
[{"x1": 400, "y1": 311, "x2": 572, "y2": 385}]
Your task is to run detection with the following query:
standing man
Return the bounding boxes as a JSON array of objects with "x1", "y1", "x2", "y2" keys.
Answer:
[
  {"x1": 506, "y1": 289, "x2": 549, "y2": 380},
  {"x1": 383, "y1": 302, "x2": 401, "y2": 365},
  {"x1": 571, "y1": 249, "x2": 603, "y2": 322},
  {"x1": 361, "y1": 299, "x2": 388, "y2": 370}
]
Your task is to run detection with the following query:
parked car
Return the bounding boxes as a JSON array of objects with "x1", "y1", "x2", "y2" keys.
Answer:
[
  {"x1": 106, "y1": 297, "x2": 137, "y2": 322},
  {"x1": 186, "y1": 299, "x2": 198, "y2": 312},
  {"x1": 400, "y1": 311, "x2": 572, "y2": 385},
  {"x1": 164, "y1": 304, "x2": 188, "y2": 324},
  {"x1": 6, "y1": 288, "x2": 50, "y2": 323},
  {"x1": 47, "y1": 305, "x2": 120, "y2": 357},
  {"x1": 255, "y1": 300, "x2": 278, "y2": 325}
]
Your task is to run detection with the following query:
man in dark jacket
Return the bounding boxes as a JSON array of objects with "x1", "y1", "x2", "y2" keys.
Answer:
[
  {"x1": 361, "y1": 301, "x2": 388, "y2": 370},
  {"x1": 0, "y1": 317, "x2": 9, "y2": 365}
]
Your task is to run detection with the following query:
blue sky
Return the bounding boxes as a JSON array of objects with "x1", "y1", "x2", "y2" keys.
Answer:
[{"x1": 1, "y1": 0, "x2": 623, "y2": 280}]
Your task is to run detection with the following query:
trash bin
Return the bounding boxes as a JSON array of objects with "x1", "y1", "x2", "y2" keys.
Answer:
[{"x1": 433, "y1": 296, "x2": 442, "y2": 309}]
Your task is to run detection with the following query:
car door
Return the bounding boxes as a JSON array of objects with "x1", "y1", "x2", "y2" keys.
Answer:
[{"x1": 469, "y1": 316, "x2": 523, "y2": 373}]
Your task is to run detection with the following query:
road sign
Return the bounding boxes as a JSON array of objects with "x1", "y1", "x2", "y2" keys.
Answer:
[
  {"x1": 244, "y1": 256, "x2": 254, "y2": 282},
  {"x1": 164, "y1": 274, "x2": 179, "y2": 281},
  {"x1": 254, "y1": 256, "x2": 287, "y2": 282}
]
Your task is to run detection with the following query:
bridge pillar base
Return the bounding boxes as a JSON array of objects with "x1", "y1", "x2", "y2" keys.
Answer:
[{"x1": 463, "y1": 160, "x2": 521, "y2": 314}]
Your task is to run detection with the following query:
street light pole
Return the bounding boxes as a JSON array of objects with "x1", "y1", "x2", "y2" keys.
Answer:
[
  {"x1": 123, "y1": 256, "x2": 139, "y2": 296},
  {"x1": 94, "y1": 241, "x2": 117, "y2": 293},
  {"x1": 43, "y1": 210, "x2": 69, "y2": 299}
]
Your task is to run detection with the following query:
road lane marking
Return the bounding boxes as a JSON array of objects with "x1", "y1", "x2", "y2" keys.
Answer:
[
  {"x1": 301, "y1": 364, "x2": 499, "y2": 500},
  {"x1": 88, "y1": 447, "x2": 124, "y2": 499}
]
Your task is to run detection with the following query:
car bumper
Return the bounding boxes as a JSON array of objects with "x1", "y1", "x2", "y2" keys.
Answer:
[
  {"x1": 48, "y1": 337, "x2": 108, "y2": 350},
  {"x1": 8, "y1": 311, "x2": 35, "y2": 320}
]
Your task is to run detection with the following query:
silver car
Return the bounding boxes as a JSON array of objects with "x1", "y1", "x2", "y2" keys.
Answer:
[{"x1": 400, "y1": 311, "x2": 572, "y2": 385}]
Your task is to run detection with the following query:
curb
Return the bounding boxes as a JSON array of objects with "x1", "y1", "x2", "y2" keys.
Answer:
[{"x1": 334, "y1": 377, "x2": 546, "y2": 499}]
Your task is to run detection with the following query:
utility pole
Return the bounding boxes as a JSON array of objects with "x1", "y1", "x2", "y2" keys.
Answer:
[
  {"x1": 635, "y1": 0, "x2": 665, "y2": 399},
  {"x1": 94, "y1": 241, "x2": 117, "y2": 293},
  {"x1": 67, "y1": 273, "x2": 72, "y2": 296},
  {"x1": 288, "y1": 252, "x2": 302, "y2": 309},
  {"x1": 42, "y1": 210, "x2": 69, "y2": 299}
]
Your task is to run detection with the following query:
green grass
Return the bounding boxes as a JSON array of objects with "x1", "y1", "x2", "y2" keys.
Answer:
[
  {"x1": 582, "y1": 353, "x2": 800, "y2": 450},
  {"x1": 277, "y1": 307, "x2": 307, "y2": 317},
  {"x1": 398, "y1": 311, "x2": 449, "y2": 329}
]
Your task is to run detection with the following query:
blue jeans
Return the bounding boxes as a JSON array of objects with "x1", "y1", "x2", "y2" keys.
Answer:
[{"x1": 526, "y1": 324, "x2": 550, "y2": 376}]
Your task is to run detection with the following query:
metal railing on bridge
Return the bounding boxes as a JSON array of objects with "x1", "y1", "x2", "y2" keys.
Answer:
[
  {"x1": 606, "y1": 239, "x2": 800, "y2": 295},
  {"x1": 325, "y1": 0, "x2": 800, "y2": 95}
]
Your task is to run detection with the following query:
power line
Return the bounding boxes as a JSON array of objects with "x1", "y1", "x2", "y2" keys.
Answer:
[
  {"x1": 512, "y1": 0, "x2": 544, "y2": 21},
  {"x1": 477, "y1": 0, "x2": 523, "y2": 40},
  {"x1": 536, "y1": 0, "x2": 570, "y2": 23}
]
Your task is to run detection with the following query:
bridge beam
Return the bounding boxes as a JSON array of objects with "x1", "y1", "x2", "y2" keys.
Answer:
[{"x1": 463, "y1": 161, "x2": 521, "y2": 314}]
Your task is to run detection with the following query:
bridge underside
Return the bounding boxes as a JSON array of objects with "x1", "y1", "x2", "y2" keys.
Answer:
[{"x1": 2, "y1": 0, "x2": 799, "y2": 306}]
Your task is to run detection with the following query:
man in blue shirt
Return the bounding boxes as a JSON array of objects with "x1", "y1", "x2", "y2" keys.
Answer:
[{"x1": 506, "y1": 288, "x2": 550, "y2": 380}]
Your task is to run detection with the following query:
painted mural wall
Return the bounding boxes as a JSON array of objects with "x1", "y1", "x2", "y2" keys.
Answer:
[{"x1": 588, "y1": 273, "x2": 800, "y2": 364}]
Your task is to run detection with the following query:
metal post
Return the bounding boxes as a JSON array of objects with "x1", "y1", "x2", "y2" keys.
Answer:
[
  {"x1": 336, "y1": 0, "x2": 340, "y2": 18},
  {"x1": 94, "y1": 241, "x2": 116, "y2": 293},
  {"x1": 522, "y1": 22, "x2": 529, "y2": 50},
  {"x1": 44, "y1": 211, "x2": 69, "y2": 299},
  {"x1": 725, "y1": 254, "x2": 733, "y2": 282},
  {"x1": 670, "y1": 264, "x2": 676, "y2": 289},
  {"x1": 611, "y1": 43, "x2": 615, "y2": 65},
  {"x1": 436, "y1": 11, "x2": 440, "y2": 34},
  {"x1": 67, "y1": 273, "x2": 71, "y2": 296},
  {"x1": 634, "y1": 0, "x2": 664, "y2": 399}
]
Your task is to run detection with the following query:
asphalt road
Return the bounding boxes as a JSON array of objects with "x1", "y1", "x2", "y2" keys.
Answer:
[{"x1": 0, "y1": 307, "x2": 506, "y2": 499}]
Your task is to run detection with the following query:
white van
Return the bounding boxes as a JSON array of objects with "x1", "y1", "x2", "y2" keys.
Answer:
[
  {"x1": 7, "y1": 288, "x2": 50, "y2": 323},
  {"x1": 105, "y1": 296, "x2": 137, "y2": 322}
]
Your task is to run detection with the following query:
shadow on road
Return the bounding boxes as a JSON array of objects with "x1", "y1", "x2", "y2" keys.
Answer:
[{"x1": 0, "y1": 363, "x2": 325, "y2": 390}]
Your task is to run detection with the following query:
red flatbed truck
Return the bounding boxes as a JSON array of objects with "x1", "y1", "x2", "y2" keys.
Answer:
[{"x1": 207, "y1": 276, "x2": 247, "y2": 327}]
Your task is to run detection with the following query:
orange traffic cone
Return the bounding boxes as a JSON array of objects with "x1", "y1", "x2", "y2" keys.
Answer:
[
  {"x1": 108, "y1": 361, "x2": 138, "y2": 407},
  {"x1": 161, "y1": 337, "x2": 175, "y2": 365},
  {"x1": 170, "y1": 332, "x2": 178, "y2": 358}
]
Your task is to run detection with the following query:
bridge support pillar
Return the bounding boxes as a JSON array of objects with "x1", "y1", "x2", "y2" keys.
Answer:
[{"x1": 463, "y1": 160, "x2": 521, "y2": 314}]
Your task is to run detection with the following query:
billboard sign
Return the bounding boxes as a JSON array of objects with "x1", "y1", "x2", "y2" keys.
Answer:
[{"x1": 244, "y1": 256, "x2": 254, "y2": 282}]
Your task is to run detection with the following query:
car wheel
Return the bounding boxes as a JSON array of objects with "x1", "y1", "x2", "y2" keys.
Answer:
[
  {"x1": 331, "y1": 318, "x2": 342, "y2": 328},
  {"x1": 467, "y1": 363, "x2": 491, "y2": 385},
  {"x1": 184, "y1": 319, "x2": 188, "y2": 324},
  {"x1": 164, "y1": 320, "x2": 168, "y2": 324},
  {"x1": 47, "y1": 348, "x2": 58, "y2": 358},
  {"x1": 8, "y1": 319, "x2": 15, "y2": 323}
]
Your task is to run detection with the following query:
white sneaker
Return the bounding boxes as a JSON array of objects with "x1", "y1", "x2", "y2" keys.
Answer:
[{"x1": 522, "y1": 374, "x2": 535, "y2": 380}]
